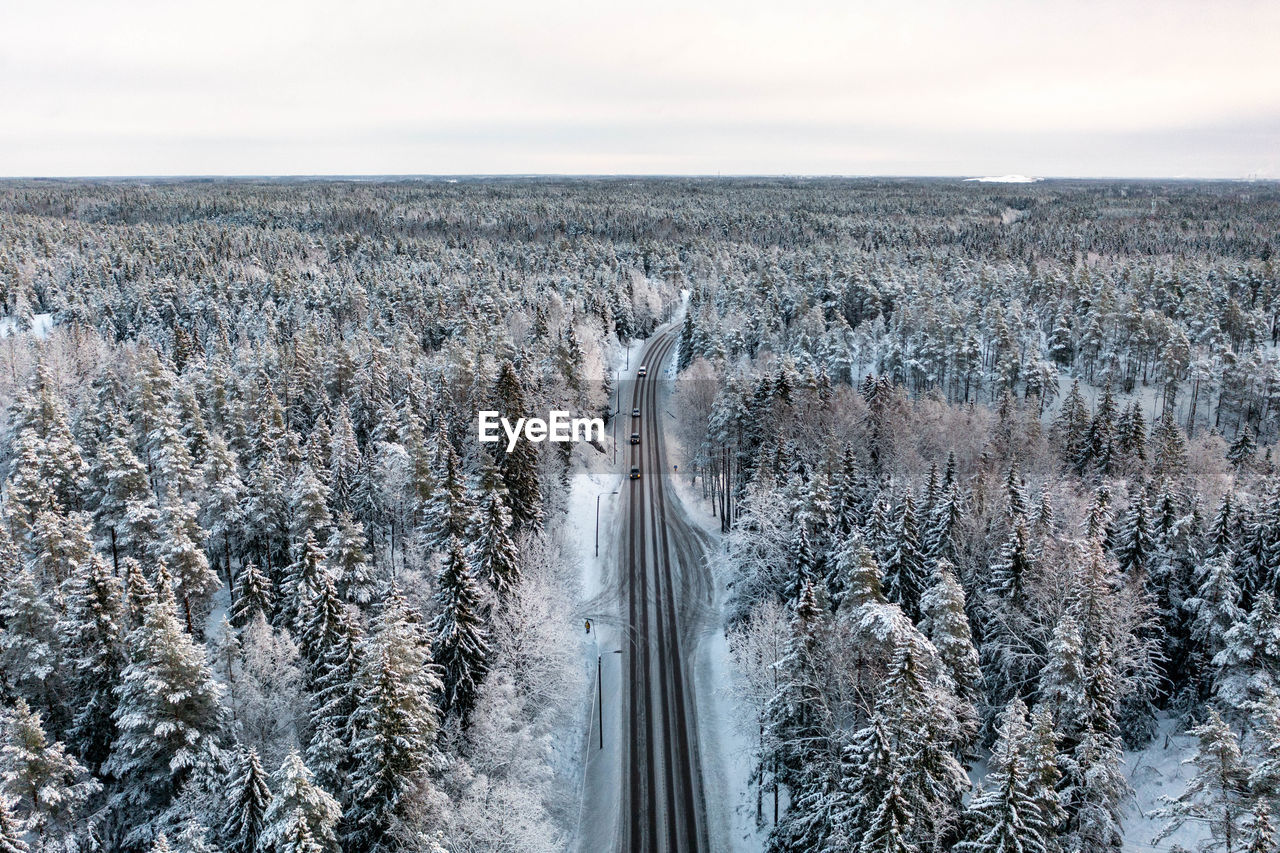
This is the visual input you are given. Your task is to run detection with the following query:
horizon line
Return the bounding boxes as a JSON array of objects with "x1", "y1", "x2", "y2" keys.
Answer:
[{"x1": 2, "y1": 173, "x2": 1277, "y2": 183}]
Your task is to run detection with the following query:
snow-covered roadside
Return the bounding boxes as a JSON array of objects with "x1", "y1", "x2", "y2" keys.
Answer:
[
  {"x1": 567, "y1": 311, "x2": 765, "y2": 852},
  {"x1": 565, "y1": 332, "x2": 645, "y2": 852},
  {"x1": 660, "y1": 337, "x2": 768, "y2": 853}
]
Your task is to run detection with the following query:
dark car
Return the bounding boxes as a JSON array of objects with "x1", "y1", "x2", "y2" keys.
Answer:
[
  {"x1": 637, "y1": 365, "x2": 648, "y2": 377},
  {"x1": 632, "y1": 407, "x2": 641, "y2": 417},
  {"x1": 629, "y1": 466, "x2": 641, "y2": 480},
  {"x1": 630, "y1": 432, "x2": 640, "y2": 445}
]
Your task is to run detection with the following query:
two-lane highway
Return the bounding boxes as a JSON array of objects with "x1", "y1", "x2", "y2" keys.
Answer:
[{"x1": 619, "y1": 328, "x2": 715, "y2": 853}]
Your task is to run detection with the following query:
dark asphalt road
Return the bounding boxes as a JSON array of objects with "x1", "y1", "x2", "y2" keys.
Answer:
[{"x1": 620, "y1": 329, "x2": 716, "y2": 853}]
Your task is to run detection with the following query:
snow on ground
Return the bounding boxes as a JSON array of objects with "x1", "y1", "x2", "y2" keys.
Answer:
[
  {"x1": 567, "y1": 330, "x2": 652, "y2": 853},
  {"x1": 0, "y1": 313, "x2": 53, "y2": 338},
  {"x1": 1123, "y1": 716, "x2": 1208, "y2": 853},
  {"x1": 663, "y1": 331, "x2": 768, "y2": 853},
  {"x1": 968, "y1": 712, "x2": 1204, "y2": 852},
  {"x1": 565, "y1": 415, "x2": 626, "y2": 850},
  {"x1": 964, "y1": 175, "x2": 1041, "y2": 183}
]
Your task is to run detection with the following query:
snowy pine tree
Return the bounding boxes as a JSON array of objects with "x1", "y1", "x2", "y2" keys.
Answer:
[
  {"x1": 231, "y1": 562, "x2": 273, "y2": 627},
  {"x1": 919, "y1": 559, "x2": 981, "y2": 743},
  {"x1": 882, "y1": 491, "x2": 928, "y2": 621},
  {"x1": 104, "y1": 571, "x2": 225, "y2": 850},
  {"x1": 473, "y1": 455, "x2": 521, "y2": 600},
  {"x1": 325, "y1": 513, "x2": 376, "y2": 607},
  {"x1": 0, "y1": 796, "x2": 27, "y2": 853},
  {"x1": 0, "y1": 698, "x2": 100, "y2": 845},
  {"x1": 346, "y1": 588, "x2": 441, "y2": 852},
  {"x1": 259, "y1": 752, "x2": 339, "y2": 853},
  {"x1": 431, "y1": 536, "x2": 491, "y2": 723},
  {"x1": 221, "y1": 746, "x2": 271, "y2": 853},
  {"x1": 956, "y1": 699, "x2": 1047, "y2": 853},
  {"x1": 59, "y1": 551, "x2": 127, "y2": 773}
]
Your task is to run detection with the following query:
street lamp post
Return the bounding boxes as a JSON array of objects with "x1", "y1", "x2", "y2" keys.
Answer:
[
  {"x1": 598, "y1": 648, "x2": 623, "y2": 749},
  {"x1": 595, "y1": 490, "x2": 618, "y2": 557}
]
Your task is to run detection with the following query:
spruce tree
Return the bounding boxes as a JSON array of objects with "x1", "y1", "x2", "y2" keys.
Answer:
[
  {"x1": 201, "y1": 432, "x2": 245, "y2": 585},
  {"x1": 95, "y1": 431, "x2": 160, "y2": 565},
  {"x1": 158, "y1": 498, "x2": 219, "y2": 632},
  {"x1": 1116, "y1": 492, "x2": 1155, "y2": 580},
  {"x1": 59, "y1": 551, "x2": 127, "y2": 773},
  {"x1": 956, "y1": 699, "x2": 1047, "y2": 853},
  {"x1": 473, "y1": 455, "x2": 521, "y2": 600},
  {"x1": 289, "y1": 465, "x2": 333, "y2": 546},
  {"x1": 431, "y1": 536, "x2": 491, "y2": 723},
  {"x1": 991, "y1": 521, "x2": 1034, "y2": 606},
  {"x1": 1152, "y1": 409, "x2": 1189, "y2": 479},
  {"x1": 1038, "y1": 614, "x2": 1091, "y2": 737},
  {"x1": 5, "y1": 429, "x2": 58, "y2": 545},
  {"x1": 677, "y1": 309, "x2": 696, "y2": 372},
  {"x1": 882, "y1": 491, "x2": 927, "y2": 621},
  {"x1": 1024, "y1": 709, "x2": 1066, "y2": 848},
  {"x1": 1214, "y1": 592, "x2": 1280, "y2": 711},
  {"x1": 927, "y1": 481, "x2": 964, "y2": 565},
  {"x1": 346, "y1": 588, "x2": 441, "y2": 852},
  {"x1": 0, "y1": 797, "x2": 27, "y2": 853},
  {"x1": 296, "y1": 572, "x2": 353, "y2": 686},
  {"x1": 305, "y1": 613, "x2": 363, "y2": 810},
  {"x1": 493, "y1": 361, "x2": 543, "y2": 530},
  {"x1": 0, "y1": 698, "x2": 100, "y2": 844},
  {"x1": 231, "y1": 562, "x2": 273, "y2": 627},
  {"x1": 1229, "y1": 426, "x2": 1257, "y2": 471},
  {"x1": 1057, "y1": 380, "x2": 1090, "y2": 472},
  {"x1": 1189, "y1": 551, "x2": 1245, "y2": 679},
  {"x1": 919, "y1": 560, "x2": 981, "y2": 743},
  {"x1": 1244, "y1": 800, "x2": 1276, "y2": 853},
  {"x1": 762, "y1": 579, "x2": 833, "y2": 851},
  {"x1": 860, "y1": 762, "x2": 920, "y2": 853},
  {"x1": 259, "y1": 752, "x2": 339, "y2": 853},
  {"x1": 280, "y1": 532, "x2": 326, "y2": 634},
  {"x1": 1154, "y1": 709, "x2": 1251, "y2": 853},
  {"x1": 325, "y1": 513, "x2": 375, "y2": 607},
  {"x1": 424, "y1": 430, "x2": 473, "y2": 554},
  {"x1": 277, "y1": 809, "x2": 326, "y2": 853},
  {"x1": 221, "y1": 746, "x2": 271, "y2": 853},
  {"x1": 0, "y1": 566, "x2": 61, "y2": 720},
  {"x1": 834, "y1": 540, "x2": 886, "y2": 611},
  {"x1": 105, "y1": 572, "x2": 225, "y2": 850}
]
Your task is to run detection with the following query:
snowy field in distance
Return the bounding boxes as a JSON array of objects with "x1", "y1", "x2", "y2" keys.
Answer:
[{"x1": 964, "y1": 175, "x2": 1041, "y2": 183}]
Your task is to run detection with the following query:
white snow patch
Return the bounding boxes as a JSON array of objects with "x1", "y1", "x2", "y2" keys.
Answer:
[
  {"x1": 1123, "y1": 716, "x2": 1209, "y2": 853},
  {"x1": 0, "y1": 313, "x2": 53, "y2": 338},
  {"x1": 964, "y1": 175, "x2": 1041, "y2": 183}
]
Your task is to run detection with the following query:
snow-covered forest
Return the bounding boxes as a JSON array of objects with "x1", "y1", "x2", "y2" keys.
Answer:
[
  {"x1": 666, "y1": 179, "x2": 1280, "y2": 852},
  {"x1": 0, "y1": 176, "x2": 1278, "y2": 853},
  {"x1": 0, "y1": 178, "x2": 674, "y2": 852}
]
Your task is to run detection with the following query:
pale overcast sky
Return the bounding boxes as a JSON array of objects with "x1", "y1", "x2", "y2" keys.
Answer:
[{"x1": 2, "y1": 0, "x2": 1277, "y2": 177}]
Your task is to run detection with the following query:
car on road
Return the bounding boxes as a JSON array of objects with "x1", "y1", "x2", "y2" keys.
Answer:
[
  {"x1": 630, "y1": 432, "x2": 640, "y2": 445},
  {"x1": 637, "y1": 365, "x2": 647, "y2": 377},
  {"x1": 629, "y1": 466, "x2": 641, "y2": 480},
  {"x1": 632, "y1": 407, "x2": 640, "y2": 417}
]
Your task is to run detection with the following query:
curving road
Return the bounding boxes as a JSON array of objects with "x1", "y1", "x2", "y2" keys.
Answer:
[{"x1": 617, "y1": 328, "x2": 717, "y2": 853}]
